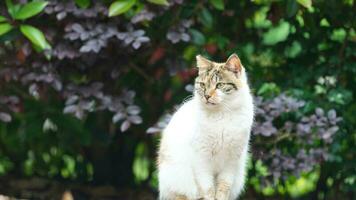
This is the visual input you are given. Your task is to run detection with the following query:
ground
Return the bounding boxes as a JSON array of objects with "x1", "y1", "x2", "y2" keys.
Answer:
[{"x1": 0, "y1": 176, "x2": 156, "y2": 200}]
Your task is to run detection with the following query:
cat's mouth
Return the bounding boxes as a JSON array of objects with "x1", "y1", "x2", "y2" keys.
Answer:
[{"x1": 206, "y1": 101, "x2": 217, "y2": 105}]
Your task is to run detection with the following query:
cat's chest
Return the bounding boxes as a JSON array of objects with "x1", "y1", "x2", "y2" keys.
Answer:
[
  {"x1": 192, "y1": 116, "x2": 245, "y2": 157},
  {"x1": 197, "y1": 112, "x2": 240, "y2": 135}
]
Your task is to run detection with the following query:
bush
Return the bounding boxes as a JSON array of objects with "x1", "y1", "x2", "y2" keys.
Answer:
[{"x1": 0, "y1": 0, "x2": 355, "y2": 199}]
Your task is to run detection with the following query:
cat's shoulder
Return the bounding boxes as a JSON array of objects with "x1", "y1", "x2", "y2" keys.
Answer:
[
  {"x1": 173, "y1": 98, "x2": 196, "y2": 116},
  {"x1": 165, "y1": 98, "x2": 196, "y2": 129}
]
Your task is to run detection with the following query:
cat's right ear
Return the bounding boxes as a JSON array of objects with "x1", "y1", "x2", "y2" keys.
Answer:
[{"x1": 196, "y1": 55, "x2": 212, "y2": 69}]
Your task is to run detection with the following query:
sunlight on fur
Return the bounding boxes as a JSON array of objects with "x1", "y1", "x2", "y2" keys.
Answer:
[{"x1": 158, "y1": 54, "x2": 254, "y2": 200}]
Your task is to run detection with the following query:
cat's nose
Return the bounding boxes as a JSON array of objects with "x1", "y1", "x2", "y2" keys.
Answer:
[{"x1": 204, "y1": 94, "x2": 211, "y2": 100}]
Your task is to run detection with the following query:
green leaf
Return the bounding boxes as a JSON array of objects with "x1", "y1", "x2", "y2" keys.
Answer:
[
  {"x1": 5, "y1": 0, "x2": 13, "y2": 8},
  {"x1": 75, "y1": 0, "x2": 91, "y2": 9},
  {"x1": 215, "y1": 35, "x2": 229, "y2": 50},
  {"x1": 320, "y1": 18, "x2": 330, "y2": 27},
  {"x1": 286, "y1": 0, "x2": 299, "y2": 18},
  {"x1": 13, "y1": 1, "x2": 48, "y2": 20},
  {"x1": 263, "y1": 21, "x2": 290, "y2": 45},
  {"x1": 20, "y1": 25, "x2": 51, "y2": 50},
  {"x1": 0, "y1": 23, "x2": 13, "y2": 36},
  {"x1": 297, "y1": 0, "x2": 312, "y2": 9},
  {"x1": 183, "y1": 45, "x2": 198, "y2": 61},
  {"x1": 199, "y1": 8, "x2": 213, "y2": 29},
  {"x1": 133, "y1": 143, "x2": 149, "y2": 183},
  {"x1": 108, "y1": 0, "x2": 136, "y2": 17},
  {"x1": 147, "y1": 0, "x2": 169, "y2": 6},
  {"x1": 257, "y1": 82, "x2": 280, "y2": 97},
  {"x1": 0, "y1": 16, "x2": 7, "y2": 22},
  {"x1": 285, "y1": 41, "x2": 302, "y2": 58},
  {"x1": 209, "y1": 0, "x2": 224, "y2": 10},
  {"x1": 189, "y1": 29, "x2": 206, "y2": 45},
  {"x1": 327, "y1": 89, "x2": 352, "y2": 105},
  {"x1": 7, "y1": 1, "x2": 21, "y2": 19},
  {"x1": 330, "y1": 28, "x2": 346, "y2": 42}
]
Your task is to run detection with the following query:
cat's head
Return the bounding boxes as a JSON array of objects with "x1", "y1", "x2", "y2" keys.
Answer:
[{"x1": 194, "y1": 53, "x2": 245, "y2": 107}]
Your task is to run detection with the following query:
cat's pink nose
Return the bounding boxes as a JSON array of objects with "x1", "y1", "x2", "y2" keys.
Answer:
[{"x1": 204, "y1": 94, "x2": 211, "y2": 100}]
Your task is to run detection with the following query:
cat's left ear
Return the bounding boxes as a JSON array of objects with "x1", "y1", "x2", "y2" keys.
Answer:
[
  {"x1": 196, "y1": 55, "x2": 212, "y2": 69},
  {"x1": 225, "y1": 53, "x2": 242, "y2": 74}
]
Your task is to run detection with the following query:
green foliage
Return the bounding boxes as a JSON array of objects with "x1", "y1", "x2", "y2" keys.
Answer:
[
  {"x1": 189, "y1": 29, "x2": 206, "y2": 45},
  {"x1": 257, "y1": 82, "x2": 281, "y2": 97},
  {"x1": 109, "y1": 0, "x2": 136, "y2": 17},
  {"x1": 133, "y1": 143, "x2": 150, "y2": 183},
  {"x1": 209, "y1": 0, "x2": 225, "y2": 10},
  {"x1": 20, "y1": 25, "x2": 51, "y2": 50},
  {"x1": 297, "y1": 0, "x2": 312, "y2": 9},
  {"x1": 74, "y1": 0, "x2": 91, "y2": 9},
  {"x1": 199, "y1": 8, "x2": 213, "y2": 29},
  {"x1": 1, "y1": 0, "x2": 50, "y2": 51},
  {"x1": 0, "y1": 16, "x2": 7, "y2": 22},
  {"x1": 0, "y1": 23, "x2": 13, "y2": 36},
  {"x1": 0, "y1": 0, "x2": 355, "y2": 199},
  {"x1": 147, "y1": 0, "x2": 169, "y2": 6},
  {"x1": 12, "y1": 1, "x2": 48, "y2": 20},
  {"x1": 263, "y1": 21, "x2": 290, "y2": 45}
]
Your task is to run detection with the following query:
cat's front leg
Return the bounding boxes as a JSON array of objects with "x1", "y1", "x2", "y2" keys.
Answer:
[
  {"x1": 215, "y1": 169, "x2": 235, "y2": 200},
  {"x1": 215, "y1": 180, "x2": 231, "y2": 200},
  {"x1": 197, "y1": 173, "x2": 215, "y2": 200},
  {"x1": 193, "y1": 166, "x2": 215, "y2": 200}
]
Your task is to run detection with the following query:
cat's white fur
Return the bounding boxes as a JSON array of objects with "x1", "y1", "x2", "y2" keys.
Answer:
[{"x1": 158, "y1": 67, "x2": 254, "y2": 200}]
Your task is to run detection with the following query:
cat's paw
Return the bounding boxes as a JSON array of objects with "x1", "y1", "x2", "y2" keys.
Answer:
[
  {"x1": 215, "y1": 181, "x2": 230, "y2": 200},
  {"x1": 202, "y1": 188, "x2": 215, "y2": 200},
  {"x1": 215, "y1": 191, "x2": 229, "y2": 200}
]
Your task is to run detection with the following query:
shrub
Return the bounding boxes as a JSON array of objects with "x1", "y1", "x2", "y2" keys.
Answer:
[{"x1": 0, "y1": 0, "x2": 354, "y2": 198}]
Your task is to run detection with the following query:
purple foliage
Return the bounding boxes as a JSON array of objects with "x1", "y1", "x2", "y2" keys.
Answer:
[
  {"x1": 45, "y1": 1, "x2": 107, "y2": 19},
  {"x1": 0, "y1": 1, "x2": 153, "y2": 131},
  {"x1": 252, "y1": 94, "x2": 341, "y2": 182},
  {"x1": 147, "y1": 93, "x2": 342, "y2": 183},
  {"x1": 0, "y1": 95, "x2": 20, "y2": 122},
  {"x1": 166, "y1": 20, "x2": 192, "y2": 44},
  {"x1": 131, "y1": 8, "x2": 155, "y2": 24}
]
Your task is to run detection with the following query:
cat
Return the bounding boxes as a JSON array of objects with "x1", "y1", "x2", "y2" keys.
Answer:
[{"x1": 157, "y1": 54, "x2": 254, "y2": 200}]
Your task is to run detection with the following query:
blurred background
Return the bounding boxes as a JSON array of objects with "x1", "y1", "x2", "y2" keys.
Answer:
[{"x1": 0, "y1": 0, "x2": 355, "y2": 199}]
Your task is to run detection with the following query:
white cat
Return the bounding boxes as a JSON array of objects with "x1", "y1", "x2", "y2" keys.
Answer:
[{"x1": 158, "y1": 54, "x2": 254, "y2": 200}]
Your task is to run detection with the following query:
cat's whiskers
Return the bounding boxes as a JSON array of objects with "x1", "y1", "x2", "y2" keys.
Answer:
[{"x1": 181, "y1": 94, "x2": 194, "y2": 105}]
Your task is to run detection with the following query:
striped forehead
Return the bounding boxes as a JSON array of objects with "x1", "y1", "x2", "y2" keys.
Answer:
[
  {"x1": 200, "y1": 66, "x2": 224, "y2": 82},
  {"x1": 209, "y1": 69, "x2": 221, "y2": 83}
]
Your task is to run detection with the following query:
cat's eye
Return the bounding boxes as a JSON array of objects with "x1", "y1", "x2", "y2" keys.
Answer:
[
  {"x1": 199, "y1": 82, "x2": 205, "y2": 88},
  {"x1": 224, "y1": 84, "x2": 236, "y2": 93},
  {"x1": 217, "y1": 83, "x2": 236, "y2": 93},
  {"x1": 216, "y1": 83, "x2": 224, "y2": 89},
  {"x1": 224, "y1": 87, "x2": 233, "y2": 92}
]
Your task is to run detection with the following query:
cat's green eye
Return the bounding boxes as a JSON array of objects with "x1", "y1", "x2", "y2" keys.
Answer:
[
  {"x1": 218, "y1": 83, "x2": 236, "y2": 93},
  {"x1": 199, "y1": 82, "x2": 205, "y2": 88},
  {"x1": 216, "y1": 83, "x2": 224, "y2": 89},
  {"x1": 224, "y1": 87, "x2": 233, "y2": 92}
]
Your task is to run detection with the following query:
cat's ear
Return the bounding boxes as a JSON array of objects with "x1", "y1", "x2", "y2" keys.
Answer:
[
  {"x1": 196, "y1": 55, "x2": 212, "y2": 69},
  {"x1": 225, "y1": 53, "x2": 242, "y2": 74}
]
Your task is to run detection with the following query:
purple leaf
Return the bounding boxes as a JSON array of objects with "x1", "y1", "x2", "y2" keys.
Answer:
[
  {"x1": 113, "y1": 112, "x2": 125, "y2": 123},
  {"x1": 120, "y1": 120, "x2": 131, "y2": 132},
  {"x1": 327, "y1": 109, "x2": 336, "y2": 120},
  {"x1": 66, "y1": 95, "x2": 79, "y2": 105},
  {"x1": 146, "y1": 127, "x2": 161, "y2": 134},
  {"x1": 127, "y1": 105, "x2": 140, "y2": 115},
  {"x1": 128, "y1": 115, "x2": 142, "y2": 124},
  {"x1": 0, "y1": 112, "x2": 12, "y2": 122},
  {"x1": 315, "y1": 108, "x2": 324, "y2": 116},
  {"x1": 63, "y1": 105, "x2": 77, "y2": 114}
]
